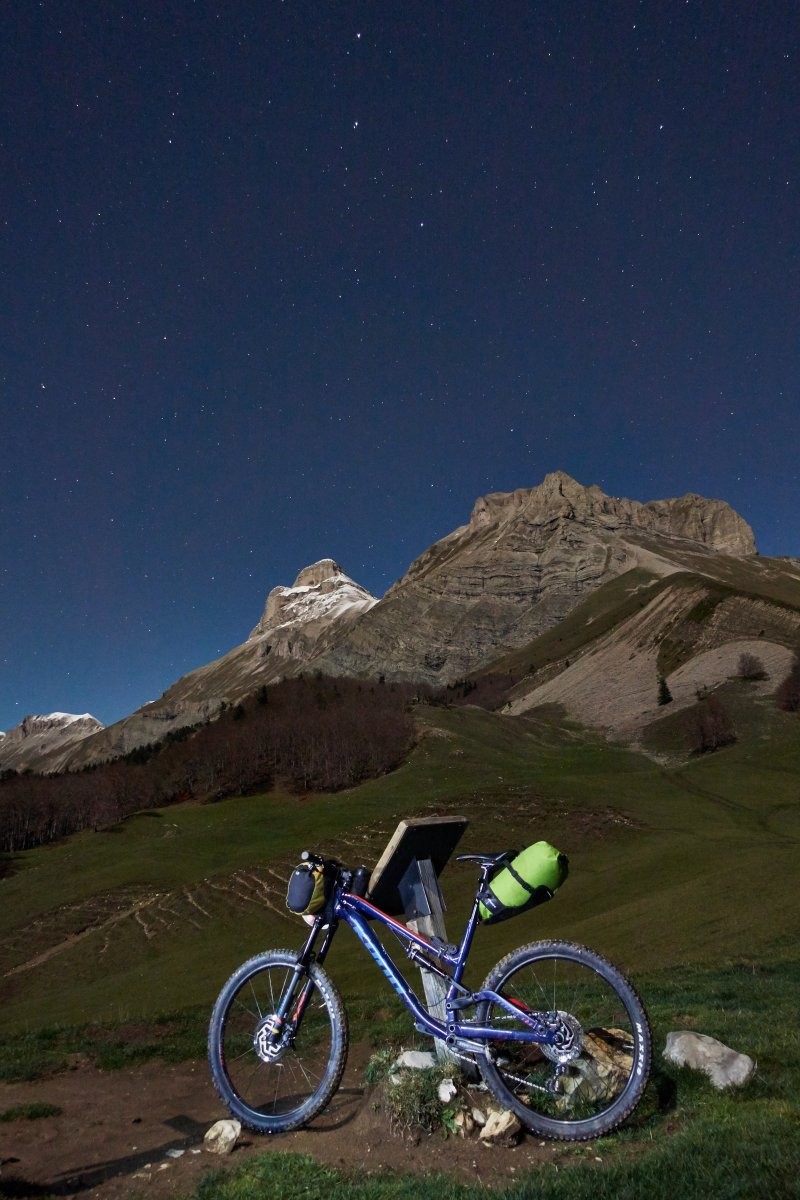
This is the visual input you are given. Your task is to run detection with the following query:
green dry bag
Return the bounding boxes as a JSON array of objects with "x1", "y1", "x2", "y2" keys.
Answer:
[{"x1": 478, "y1": 841, "x2": 568, "y2": 924}]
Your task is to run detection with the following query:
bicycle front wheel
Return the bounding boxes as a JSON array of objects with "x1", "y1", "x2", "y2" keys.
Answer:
[
  {"x1": 477, "y1": 940, "x2": 650, "y2": 1141},
  {"x1": 208, "y1": 949, "x2": 348, "y2": 1134}
]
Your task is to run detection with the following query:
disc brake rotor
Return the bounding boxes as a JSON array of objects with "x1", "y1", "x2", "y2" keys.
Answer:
[
  {"x1": 253, "y1": 1014, "x2": 290, "y2": 1063},
  {"x1": 541, "y1": 1010, "x2": 584, "y2": 1064}
]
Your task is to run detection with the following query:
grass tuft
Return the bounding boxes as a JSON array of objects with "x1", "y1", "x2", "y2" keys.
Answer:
[{"x1": 0, "y1": 1101, "x2": 62, "y2": 1123}]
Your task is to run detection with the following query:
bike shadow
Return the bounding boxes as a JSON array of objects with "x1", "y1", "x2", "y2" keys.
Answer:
[
  {"x1": 301, "y1": 1085, "x2": 365, "y2": 1133},
  {"x1": 28, "y1": 1115, "x2": 210, "y2": 1196}
]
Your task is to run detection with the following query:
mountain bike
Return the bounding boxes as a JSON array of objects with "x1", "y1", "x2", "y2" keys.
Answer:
[{"x1": 208, "y1": 849, "x2": 651, "y2": 1141}]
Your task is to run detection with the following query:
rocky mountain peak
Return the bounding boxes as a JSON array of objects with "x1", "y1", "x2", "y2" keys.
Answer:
[
  {"x1": 467, "y1": 472, "x2": 755, "y2": 556},
  {"x1": 13, "y1": 713, "x2": 103, "y2": 740},
  {"x1": 313, "y1": 473, "x2": 759, "y2": 687},
  {"x1": 0, "y1": 712, "x2": 104, "y2": 772},
  {"x1": 249, "y1": 560, "x2": 377, "y2": 642},
  {"x1": 292, "y1": 558, "x2": 347, "y2": 588},
  {"x1": 9, "y1": 473, "x2": 766, "y2": 774}
]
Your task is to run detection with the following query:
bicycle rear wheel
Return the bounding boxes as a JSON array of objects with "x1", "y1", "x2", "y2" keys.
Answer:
[
  {"x1": 477, "y1": 940, "x2": 650, "y2": 1140},
  {"x1": 208, "y1": 949, "x2": 348, "y2": 1134}
]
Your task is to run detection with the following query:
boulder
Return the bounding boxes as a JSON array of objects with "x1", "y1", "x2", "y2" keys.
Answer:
[
  {"x1": 558, "y1": 1026, "x2": 634, "y2": 1106},
  {"x1": 479, "y1": 1108, "x2": 522, "y2": 1146},
  {"x1": 394, "y1": 1049, "x2": 437, "y2": 1070},
  {"x1": 664, "y1": 1031, "x2": 756, "y2": 1089},
  {"x1": 203, "y1": 1119, "x2": 242, "y2": 1154}
]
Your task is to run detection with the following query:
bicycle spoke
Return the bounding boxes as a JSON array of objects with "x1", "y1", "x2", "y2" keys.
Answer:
[
  {"x1": 209, "y1": 952, "x2": 347, "y2": 1133},
  {"x1": 477, "y1": 941, "x2": 650, "y2": 1140}
]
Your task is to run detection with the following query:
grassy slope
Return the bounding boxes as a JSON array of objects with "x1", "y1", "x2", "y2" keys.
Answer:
[
  {"x1": 476, "y1": 555, "x2": 800, "y2": 701},
  {"x1": 474, "y1": 567, "x2": 663, "y2": 680},
  {"x1": 1, "y1": 699, "x2": 798, "y2": 1036}
]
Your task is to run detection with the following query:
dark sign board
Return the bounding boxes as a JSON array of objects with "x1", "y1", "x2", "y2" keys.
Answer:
[{"x1": 368, "y1": 815, "x2": 469, "y2": 915}]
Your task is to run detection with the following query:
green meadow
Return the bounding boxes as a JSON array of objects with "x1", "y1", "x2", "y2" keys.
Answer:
[
  {"x1": 1, "y1": 699, "x2": 798, "y2": 1198},
  {"x1": 2, "y1": 698, "x2": 798, "y2": 1034}
]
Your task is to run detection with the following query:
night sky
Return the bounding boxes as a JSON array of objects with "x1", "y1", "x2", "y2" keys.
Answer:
[{"x1": 2, "y1": 1, "x2": 798, "y2": 732}]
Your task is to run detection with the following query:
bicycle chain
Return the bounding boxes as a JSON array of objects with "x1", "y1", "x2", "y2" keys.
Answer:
[{"x1": 442, "y1": 1040, "x2": 551, "y2": 1095}]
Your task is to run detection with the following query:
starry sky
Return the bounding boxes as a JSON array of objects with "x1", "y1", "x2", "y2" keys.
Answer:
[{"x1": 1, "y1": 1, "x2": 798, "y2": 732}]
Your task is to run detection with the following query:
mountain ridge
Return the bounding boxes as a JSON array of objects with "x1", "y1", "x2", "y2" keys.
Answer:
[{"x1": 6, "y1": 471, "x2": 798, "y2": 775}]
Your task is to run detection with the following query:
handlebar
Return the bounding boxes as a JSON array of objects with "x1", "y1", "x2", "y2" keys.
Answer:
[{"x1": 299, "y1": 851, "x2": 369, "y2": 898}]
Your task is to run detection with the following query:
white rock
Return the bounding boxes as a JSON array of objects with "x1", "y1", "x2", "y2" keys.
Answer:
[
  {"x1": 438, "y1": 1077, "x2": 458, "y2": 1103},
  {"x1": 471, "y1": 1106, "x2": 487, "y2": 1126},
  {"x1": 166, "y1": 1148, "x2": 185, "y2": 1159},
  {"x1": 204, "y1": 1119, "x2": 242, "y2": 1155},
  {"x1": 479, "y1": 1108, "x2": 522, "y2": 1145},
  {"x1": 664, "y1": 1032, "x2": 756, "y2": 1089},
  {"x1": 394, "y1": 1049, "x2": 437, "y2": 1071}
]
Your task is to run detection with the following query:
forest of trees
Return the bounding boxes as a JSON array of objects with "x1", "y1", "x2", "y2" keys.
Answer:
[
  {"x1": 5, "y1": 648, "x2": 799, "y2": 858},
  {"x1": 0, "y1": 676, "x2": 418, "y2": 855}
]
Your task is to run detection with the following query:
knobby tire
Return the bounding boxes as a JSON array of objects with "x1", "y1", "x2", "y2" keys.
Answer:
[
  {"x1": 477, "y1": 939, "x2": 651, "y2": 1140},
  {"x1": 208, "y1": 949, "x2": 348, "y2": 1134}
]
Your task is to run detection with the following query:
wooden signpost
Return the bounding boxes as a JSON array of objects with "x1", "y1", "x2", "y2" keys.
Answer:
[{"x1": 368, "y1": 815, "x2": 469, "y2": 1060}]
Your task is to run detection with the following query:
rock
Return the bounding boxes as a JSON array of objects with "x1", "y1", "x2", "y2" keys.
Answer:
[
  {"x1": 478, "y1": 1108, "x2": 522, "y2": 1146},
  {"x1": 203, "y1": 1119, "x2": 242, "y2": 1154},
  {"x1": 471, "y1": 1106, "x2": 487, "y2": 1126},
  {"x1": 453, "y1": 1109, "x2": 475, "y2": 1137},
  {"x1": 664, "y1": 1031, "x2": 756, "y2": 1089},
  {"x1": 394, "y1": 1049, "x2": 437, "y2": 1071},
  {"x1": 557, "y1": 1027, "x2": 634, "y2": 1107},
  {"x1": 438, "y1": 1077, "x2": 458, "y2": 1103}
]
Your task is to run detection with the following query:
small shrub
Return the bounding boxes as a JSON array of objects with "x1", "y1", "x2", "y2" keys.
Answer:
[
  {"x1": 364, "y1": 1046, "x2": 397, "y2": 1085},
  {"x1": 657, "y1": 676, "x2": 673, "y2": 706},
  {"x1": 776, "y1": 652, "x2": 800, "y2": 712},
  {"x1": 686, "y1": 695, "x2": 736, "y2": 754},
  {"x1": 737, "y1": 652, "x2": 766, "y2": 681},
  {"x1": 0, "y1": 1101, "x2": 62, "y2": 1122},
  {"x1": 379, "y1": 1067, "x2": 445, "y2": 1137},
  {"x1": 366, "y1": 1053, "x2": 466, "y2": 1139}
]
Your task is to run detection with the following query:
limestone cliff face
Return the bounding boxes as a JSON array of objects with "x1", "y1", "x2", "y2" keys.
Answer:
[
  {"x1": 413, "y1": 472, "x2": 755, "y2": 573},
  {"x1": 309, "y1": 473, "x2": 757, "y2": 684}
]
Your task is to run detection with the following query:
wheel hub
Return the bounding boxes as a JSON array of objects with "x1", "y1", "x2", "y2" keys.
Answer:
[{"x1": 253, "y1": 1014, "x2": 289, "y2": 1063}]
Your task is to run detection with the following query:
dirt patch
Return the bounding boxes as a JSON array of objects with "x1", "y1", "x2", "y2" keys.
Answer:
[{"x1": 0, "y1": 1048, "x2": 587, "y2": 1198}]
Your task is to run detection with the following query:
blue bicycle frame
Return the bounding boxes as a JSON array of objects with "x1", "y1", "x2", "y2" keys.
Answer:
[{"x1": 293, "y1": 876, "x2": 564, "y2": 1053}]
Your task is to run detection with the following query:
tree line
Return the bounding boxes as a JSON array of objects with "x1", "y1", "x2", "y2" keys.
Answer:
[{"x1": 0, "y1": 676, "x2": 417, "y2": 855}]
